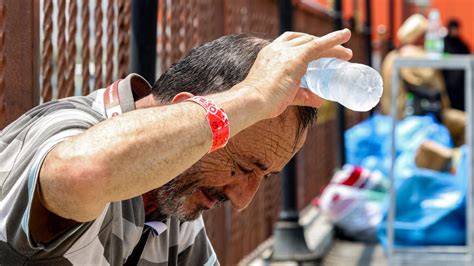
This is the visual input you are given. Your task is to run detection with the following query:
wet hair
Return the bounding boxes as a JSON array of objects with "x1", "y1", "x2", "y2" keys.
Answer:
[{"x1": 152, "y1": 34, "x2": 317, "y2": 133}]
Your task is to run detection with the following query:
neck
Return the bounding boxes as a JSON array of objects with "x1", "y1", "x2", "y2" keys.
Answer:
[{"x1": 135, "y1": 94, "x2": 161, "y2": 109}]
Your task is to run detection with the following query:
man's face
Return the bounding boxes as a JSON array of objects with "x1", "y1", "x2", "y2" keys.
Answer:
[
  {"x1": 449, "y1": 27, "x2": 459, "y2": 37},
  {"x1": 149, "y1": 108, "x2": 307, "y2": 221}
]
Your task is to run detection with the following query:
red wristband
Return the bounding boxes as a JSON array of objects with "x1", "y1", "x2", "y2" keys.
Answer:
[{"x1": 187, "y1": 96, "x2": 230, "y2": 153}]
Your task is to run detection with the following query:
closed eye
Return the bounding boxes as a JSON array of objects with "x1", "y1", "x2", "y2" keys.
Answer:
[{"x1": 236, "y1": 163, "x2": 253, "y2": 174}]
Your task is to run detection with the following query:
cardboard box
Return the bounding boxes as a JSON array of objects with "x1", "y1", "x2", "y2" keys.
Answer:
[
  {"x1": 441, "y1": 108, "x2": 466, "y2": 147},
  {"x1": 415, "y1": 141, "x2": 453, "y2": 172}
]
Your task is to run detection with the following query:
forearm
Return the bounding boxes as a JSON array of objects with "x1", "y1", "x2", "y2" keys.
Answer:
[
  {"x1": 40, "y1": 85, "x2": 264, "y2": 221},
  {"x1": 39, "y1": 29, "x2": 353, "y2": 222}
]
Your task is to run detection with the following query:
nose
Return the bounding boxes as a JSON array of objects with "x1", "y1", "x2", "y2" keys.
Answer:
[{"x1": 223, "y1": 174, "x2": 262, "y2": 210}]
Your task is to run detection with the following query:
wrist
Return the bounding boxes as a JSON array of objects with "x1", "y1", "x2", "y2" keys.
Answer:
[
  {"x1": 232, "y1": 82, "x2": 270, "y2": 120},
  {"x1": 186, "y1": 96, "x2": 230, "y2": 153}
]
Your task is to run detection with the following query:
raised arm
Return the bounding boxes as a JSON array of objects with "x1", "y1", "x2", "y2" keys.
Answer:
[{"x1": 38, "y1": 29, "x2": 353, "y2": 223}]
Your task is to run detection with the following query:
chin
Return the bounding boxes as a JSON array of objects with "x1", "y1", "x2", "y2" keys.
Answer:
[
  {"x1": 174, "y1": 206, "x2": 206, "y2": 221},
  {"x1": 154, "y1": 183, "x2": 224, "y2": 221}
]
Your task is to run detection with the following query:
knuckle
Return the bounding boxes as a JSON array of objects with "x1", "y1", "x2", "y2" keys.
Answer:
[
  {"x1": 282, "y1": 31, "x2": 294, "y2": 38},
  {"x1": 311, "y1": 39, "x2": 322, "y2": 50},
  {"x1": 303, "y1": 34, "x2": 314, "y2": 42}
]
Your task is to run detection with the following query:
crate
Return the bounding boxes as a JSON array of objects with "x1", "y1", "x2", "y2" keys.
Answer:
[{"x1": 388, "y1": 55, "x2": 474, "y2": 265}]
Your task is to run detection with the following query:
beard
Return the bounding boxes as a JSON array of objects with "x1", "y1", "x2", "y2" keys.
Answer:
[{"x1": 147, "y1": 171, "x2": 228, "y2": 221}]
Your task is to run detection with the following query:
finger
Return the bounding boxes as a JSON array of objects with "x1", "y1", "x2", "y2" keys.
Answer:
[
  {"x1": 302, "y1": 29, "x2": 351, "y2": 57},
  {"x1": 291, "y1": 87, "x2": 325, "y2": 108},
  {"x1": 315, "y1": 28, "x2": 351, "y2": 50},
  {"x1": 287, "y1": 34, "x2": 315, "y2": 46},
  {"x1": 274, "y1": 31, "x2": 308, "y2": 42},
  {"x1": 319, "y1": 46, "x2": 353, "y2": 61}
]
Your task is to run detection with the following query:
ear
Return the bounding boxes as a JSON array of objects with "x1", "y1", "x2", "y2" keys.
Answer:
[{"x1": 171, "y1": 92, "x2": 195, "y2": 103}]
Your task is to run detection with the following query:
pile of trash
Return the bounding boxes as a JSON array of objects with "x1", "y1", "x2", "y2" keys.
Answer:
[{"x1": 315, "y1": 112, "x2": 467, "y2": 246}]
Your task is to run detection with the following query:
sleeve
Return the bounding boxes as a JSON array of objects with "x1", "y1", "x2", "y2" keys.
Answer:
[
  {"x1": 0, "y1": 106, "x2": 110, "y2": 256},
  {"x1": 22, "y1": 128, "x2": 94, "y2": 251},
  {"x1": 177, "y1": 216, "x2": 219, "y2": 266}
]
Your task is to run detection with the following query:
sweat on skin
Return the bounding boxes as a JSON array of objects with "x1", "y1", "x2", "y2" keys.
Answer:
[{"x1": 0, "y1": 30, "x2": 352, "y2": 264}]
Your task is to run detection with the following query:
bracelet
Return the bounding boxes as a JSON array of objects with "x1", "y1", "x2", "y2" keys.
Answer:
[{"x1": 186, "y1": 96, "x2": 230, "y2": 153}]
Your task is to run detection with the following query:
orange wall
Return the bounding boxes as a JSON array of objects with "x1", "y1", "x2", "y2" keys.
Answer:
[
  {"x1": 431, "y1": 0, "x2": 474, "y2": 51},
  {"x1": 311, "y1": 0, "x2": 473, "y2": 51}
]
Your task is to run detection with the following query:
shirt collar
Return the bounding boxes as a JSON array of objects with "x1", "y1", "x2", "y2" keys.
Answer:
[
  {"x1": 102, "y1": 74, "x2": 152, "y2": 118},
  {"x1": 144, "y1": 221, "x2": 168, "y2": 236}
]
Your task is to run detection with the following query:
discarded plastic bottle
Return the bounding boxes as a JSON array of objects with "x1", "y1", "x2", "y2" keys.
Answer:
[
  {"x1": 424, "y1": 9, "x2": 445, "y2": 58},
  {"x1": 300, "y1": 58, "x2": 383, "y2": 112}
]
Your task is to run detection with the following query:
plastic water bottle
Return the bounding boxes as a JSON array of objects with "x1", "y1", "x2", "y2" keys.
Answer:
[
  {"x1": 424, "y1": 9, "x2": 445, "y2": 57},
  {"x1": 404, "y1": 92, "x2": 415, "y2": 116},
  {"x1": 300, "y1": 58, "x2": 383, "y2": 112}
]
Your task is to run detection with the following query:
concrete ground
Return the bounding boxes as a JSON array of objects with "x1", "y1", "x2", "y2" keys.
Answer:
[
  {"x1": 239, "y1": 206, "x2": 388, "y2": 266},
  {"x1": 322, "y1": 240, "x2": 387, "y2": 266}
]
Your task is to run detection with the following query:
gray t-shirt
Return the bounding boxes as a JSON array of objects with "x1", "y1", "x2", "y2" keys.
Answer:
[{"x1": 0, "y1": 74, "x2": 218, "y2": 265}]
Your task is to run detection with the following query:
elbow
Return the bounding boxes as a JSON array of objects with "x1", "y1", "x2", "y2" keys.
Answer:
[{"x1": 40, "y1": 150, "x2": 111, "y2": 222}]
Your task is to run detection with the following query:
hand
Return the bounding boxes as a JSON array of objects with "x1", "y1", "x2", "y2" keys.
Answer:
[{"x1": 242, "y1": 29, "x2": 353, "y2": 119}]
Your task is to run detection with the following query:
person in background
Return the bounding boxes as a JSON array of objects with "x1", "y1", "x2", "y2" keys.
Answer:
[
  {"x1": 380, "y1": 14, "x2": 450, "y2": 118},
  {"x1": 443, "y1": 18, "x2": 471, "y2": 111}
]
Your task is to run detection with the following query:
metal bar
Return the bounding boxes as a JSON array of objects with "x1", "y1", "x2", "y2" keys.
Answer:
[
  {"x1": 334, "y1": 0, "x2": 345, "y2": 167},
  {"x1": 364, "y1": 0, "x2": 372, "y2": 67},
  {"x1": 279, "y1": 157, "x2": 298, "y2": 221},
  {"x1": 94, "y1": 0, "x2": 104, "y2": 89},
  {"x1": 392, "y1": 257, "x2": 470, "y2": 266},
  {"x1": 388, "y1": 0, "x2": 395, "y2": 50},
  {"x1": 157, "y1": 0, "x2": 167, "y2": 73},
  {"x1": 391, "y1": 56, "x2": 473, "y2": 69},
  {"x1": 130, "y1": 0, "x2": 157, "y2": 85},
  {"x1": 82, "y1": 0, "x2": 90, "y2": 95},
  {"x1": 278, "y1": 0, "x2": 292, "y2": 33},
  {"x1": 278, "y1": 0, "x2": 294, "y2": 220},
  {"x1": 105, "y1": 0, "x2": 115, "y2": 85},
  {"x1": 189, "y1": 0, "x2": 198, "y2": 47},
  {"x1": 392, "y1": 253, "x2": 470, "y2": 263},
  {"x1": 0, "y1": 0, "x2": 5, "y2": 126},
  {"x1": 41, "y1": 0, "x2": 53, "y2": 102},
  {"x1": 117, "y1": 0, "x2": 130, "y2": 79},
  {"x1": 271, "y1": 0, "x2": 318, "y2": 262},
  {"x1": 181, "y1": 0, "x2": 188, "y2": 52},
  {"x1": 1, "y1": 0, "x2": 39, "y2": 128},
  {"x1": 65, "y1": 0, "x2": 78, "y2": 97},
  {"x1": 57, "y1": 0, "x2": 67, "y2": 98},
  {"x1": 388, "y1": 56, "x2": 400, "y2": 262},
  {"x1": 334, "y1": 0, "x2": 342, "y2": 29},
  {"x1": 388, "y1": 56, "x2": 474, "y2": 264},
  {"x1": 466, "y1": 60, "x2": 474, "y2": 261},
  {"x1": 169, "y1": 1, "x2": 181, "y2": 63}
]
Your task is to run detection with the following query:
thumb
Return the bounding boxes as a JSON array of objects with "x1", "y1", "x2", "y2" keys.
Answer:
[{"x1": 291, "y1": 88, "x2": 325, "y2": 108}]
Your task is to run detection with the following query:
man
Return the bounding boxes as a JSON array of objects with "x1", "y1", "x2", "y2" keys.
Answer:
[
  {"x1": 0, "y1": 30, "x2": 352, "y2": 264},
  {"x1": 380, "y1": 14, "x2": 450, "y2": 117},
  {"x1": 443, "y1": 19, "x2": 471, "y2": 111}
]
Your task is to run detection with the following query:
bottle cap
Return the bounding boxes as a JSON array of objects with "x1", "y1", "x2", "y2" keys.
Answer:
[{"x1": 428, "y1": 9, "x2": 440, "y2": 21}]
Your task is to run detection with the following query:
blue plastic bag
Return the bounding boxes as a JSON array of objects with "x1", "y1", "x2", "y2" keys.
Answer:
[
  {"x1": 377, "y1": 146, "x2": 468, "y2": 247},
  {"x1": 345, "y1": 114, "x2": 452, "y2": 176},
  {"x1": 394, "y1": 115, "x2": 453, "y2": 155},
  {"x1": 345, "y1": 114, "x2": 392, "y2": 167},
  {"x1": 346, "y1": 114, "x2": 465, "y2": 247}
]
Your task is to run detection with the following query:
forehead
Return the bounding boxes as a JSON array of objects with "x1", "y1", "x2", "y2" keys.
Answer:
[{"x1": 221, "y1": 108, "x2": 306, "y2": 171}]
